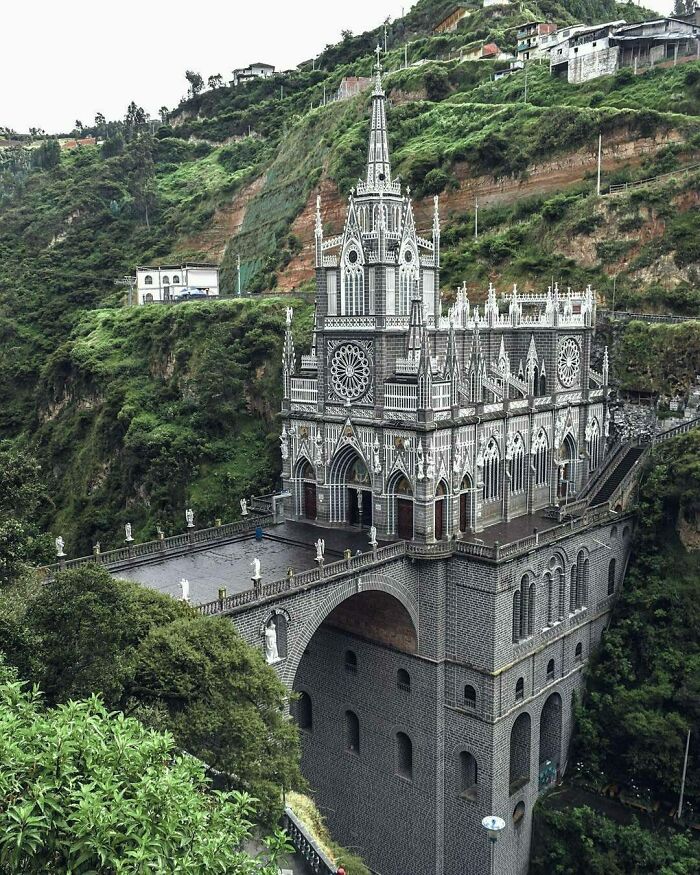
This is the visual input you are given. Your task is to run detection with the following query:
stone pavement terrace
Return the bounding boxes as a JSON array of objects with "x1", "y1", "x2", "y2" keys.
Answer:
[{"x1": 114, "y1": 520, "x2": 380, "y2": 607}]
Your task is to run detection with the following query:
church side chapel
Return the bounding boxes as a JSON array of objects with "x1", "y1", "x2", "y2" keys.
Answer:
[{"x1": 280, "y1": 55, "x2": 610, "y2": 544}]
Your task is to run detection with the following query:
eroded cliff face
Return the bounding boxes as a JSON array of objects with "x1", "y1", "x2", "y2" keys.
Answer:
[{"x1": 274, "y1": 127, "x2": 687, "y2": 292}]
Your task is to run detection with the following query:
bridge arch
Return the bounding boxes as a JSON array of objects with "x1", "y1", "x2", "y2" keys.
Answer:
[{"x1": 281, "y1": 571, "x2": 419, "y2": 688}]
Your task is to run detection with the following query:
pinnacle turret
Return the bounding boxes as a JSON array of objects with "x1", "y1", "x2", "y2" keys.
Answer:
[{"x1": 365, "y1": 46, "x2": 392, "y2": 191}]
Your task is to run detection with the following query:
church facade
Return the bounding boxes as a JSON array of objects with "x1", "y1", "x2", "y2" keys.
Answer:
[
  {"x1": 281, "y1": 66, "x2": 609, "y2": 544},
  {"x1": 276, "y1": 61, "x2": 626, "y2": 875}
]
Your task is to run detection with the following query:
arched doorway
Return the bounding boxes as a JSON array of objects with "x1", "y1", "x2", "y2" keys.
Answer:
[
  {"x1": 388, "y1": 473, "x2": 414, "y2": 540},
  {"x1": 538, "y1": 693, "x2": 562, "y2": 787},
  {"x1": 329, "y1": 447, "x2": 372, "y2": 527},
  {"x1": 459, "y1": 474, "x2": 473, "y2": 533},
  {"x1": 557, "y1": 434, "x2": 576, "y2": 500},
  {"x1": 295, "y1": 458, "x2": 317, "y2": 520},
  {"x1": 434, "y1": 480, "x2": 448, "y2": 540}
]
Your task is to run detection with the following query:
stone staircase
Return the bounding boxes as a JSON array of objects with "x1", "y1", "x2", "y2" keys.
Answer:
[{"x1": 588, "y1": 445, "x2": 647, "y2": 507}]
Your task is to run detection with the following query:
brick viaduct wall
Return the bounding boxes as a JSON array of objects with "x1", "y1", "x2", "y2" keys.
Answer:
[{"x1": 223, "y1": 512, "x2": 634, "y2": 875}]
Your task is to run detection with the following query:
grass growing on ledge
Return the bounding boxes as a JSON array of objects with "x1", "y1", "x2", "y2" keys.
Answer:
[{"x1": 286, "y1": 791, "x2": 371, "y2": 875}]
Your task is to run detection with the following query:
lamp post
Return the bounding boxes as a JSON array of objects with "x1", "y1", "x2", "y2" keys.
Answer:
[{"x1": 481, "y1": 815, "x2": 505, "y2": 875}]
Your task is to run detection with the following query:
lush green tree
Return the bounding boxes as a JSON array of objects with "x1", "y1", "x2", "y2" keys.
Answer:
[
  {"x1": 208, "y1": 74, "x2": 224, "y2": 90},
  {"x1": 0, "y1": 443, "x2": 51, "y2": 583},
  {"x1": 125, "y1": 134, "x2": 157, "y2": 227},
  {"x1": 133, "y1": 615, "x2": 302, "y2": 817},
  {"x1": 572, "y1": 433, "x2": 700, "y2": 809},
  {"x1": 185, "y1": 70, "x2": 205, "y2": 97},
  {"x1": 7, "y1": 565, "x2": 301, "y2": 820},
  {"x1": 531, "y1": 804, "x2": 700, "y2": 874},
  {"x1": 21, "y1": 565, "x2": 189, "y2": 705},
  {"x1": 30, "y1": 138, "x2": 60, "y2": 170},
  {"x1": 0, "y1": 663, "x2": 291, "y2": 873}
]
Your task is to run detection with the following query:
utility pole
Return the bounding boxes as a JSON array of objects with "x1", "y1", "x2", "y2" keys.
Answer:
[
  {"x1": 384, "y1": 22, "x2": 388, "y2": 54},
  {"x1": 237, "y1": 254, "x2": 242, "y2": 297},
  {"x1": 323, "y1": 84, "x2": 326, "y2": 105},
  {"x1": 596, "y1": 133, "x2": 602, "y2": 196},
  {"x1": 611, "y1": 274, "x2": 616, "y2": 317},
  {"x1": 678, "y1": 729, "x2": 691, "y2": 820},
  {"x1": 474, "y1": 197, "x2": 479, "y2": 240},
  {"x1": 114, "y1": 275, "x2": 136, "y2": 307},
  {"x1": 404, "y1": 43, "x2": 408, "y2": 69},
  {"x1": 524, "y1": 61, "x2": 528, "y2": 102}
]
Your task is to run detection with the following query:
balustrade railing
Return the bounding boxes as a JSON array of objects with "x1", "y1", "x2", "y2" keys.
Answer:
[
  {"x1": 196, "y1": 541, "x2": 408, "y2": 616},
  {"x1": 282, "y1": 807, "x2": 336, "y2": 874},
  {"x1": 39, "y1": 513, "x2": 273, "y2": 580}
]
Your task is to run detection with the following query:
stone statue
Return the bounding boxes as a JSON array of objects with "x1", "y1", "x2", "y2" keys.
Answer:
[
  {"x1": 280, "y1": 425, "x2": 289, "y2": 460},
  {"x1": 426, "y1": 449, "x2": 435, "y2": 480},
  {"x1": 372, "y1": 435, "x2": 382, "y2": 475},
  {"x1": 369, "y1": 525, "x2": 378, "y2": 548},
  {"x1": 286, "y1": 306, "x2": 293, "y2": 326},
  {"x1": 93, "y1": 542, "x2": 100, "y2": 555},
  {"x1": 315, "y1": 538, "x2": 325, "y2": 563},
  {"x1": 314, "y1": 433, "x2": 324, "y2": 467},
  {"x1": 185, "y1": 508, "x2": 194, "y2": 528},
  {"x1": 55, "y1": 536, "x2": 65, "y2": 557},
  {"x1": 416, "y1": 442, "x2": 425, "y2": 480},
  {"x1": 251, "y1": 557, "x2": 261, "y2": 580},
  {"x1": 240, "y1": 498, "x2": 248, "y2": 516},
  {"x1": 125, "y1": 523, "x2": 133, "y2": 542},
  {"x1": 265, "y1": 621, "x2": 279, "y2": 663},
  {"x1": 156, "y1": 525, "x2": 165, "y2": 541},
  {"x1": 180, "y1": 578, "x2": 190, "y2": 602}
]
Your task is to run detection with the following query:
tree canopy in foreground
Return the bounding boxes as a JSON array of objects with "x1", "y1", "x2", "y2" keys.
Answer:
[{"x1": 0, "y1": 663, "x2": 291, "y2": 873}]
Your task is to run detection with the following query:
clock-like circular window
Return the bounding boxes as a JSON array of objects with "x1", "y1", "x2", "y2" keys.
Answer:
[
  {"x1": 330, "y1": 343, "x2": 371, "y2": 401},
  {"x1": 405, "y1": 250, "x2": 413, "y2": 263},
  {"x1": 557, "y1": 337, "x2": 581, "y2": 388},
  {"x1": 347, "y1": 250, "x2": 359, "y2": 264}
]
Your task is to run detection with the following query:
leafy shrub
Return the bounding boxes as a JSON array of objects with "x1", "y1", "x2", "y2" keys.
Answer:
[{"x1": 422, "y1": 167, "x2": 450, "y2": 195}]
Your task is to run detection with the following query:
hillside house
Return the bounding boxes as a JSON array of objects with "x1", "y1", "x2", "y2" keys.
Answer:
[
  {"x1": 232, "y1": 62, "x2": 275, "y2": 86},
  {"x1": 515, "y1": 21, "x2": 556, "y2": 61},
  {"x1": 135, "y1": 263, "x2": 220, "y2": 305},
  {"x1": 493, "y1": 59, "x2": 524, "y2": 80},
  {"x1": 59, "y1": 136, "x2": 98, "y2": 150},
  {"x1": 550, "y1": 21, "x2": 625, "y2": 84},
  {"x1": 550, "y1": 16, "x2": 700, "y2": 83},
  {"x1": 538, "y1": 24, "x2": 588, "y2": 55},
  {"x1": 612, "y1": 18, "x2": 700, "y2": 71},
  {"x1": 433, "y1": 6, "x2": 471, "y2": 34}
]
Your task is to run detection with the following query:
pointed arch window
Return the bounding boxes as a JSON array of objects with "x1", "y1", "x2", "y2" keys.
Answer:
[
  {"x1": 588, "y1": 419, "x2": 601, "y2": 472},
  {"x1": 509, "y1": 434, "x2": 525, "y2": 495},
  {"x1": 342, "y1": 249, "x2": 365, "y2": 316},
  {"x1": 533, "y1": 430, "x2": 549, "y2": 487},
  {"x1": 398, "y1": 263, "x2": 414, "y2": 316},
  {"x1": 482, "y1": 439, "x2": 501, "y2": 502}
]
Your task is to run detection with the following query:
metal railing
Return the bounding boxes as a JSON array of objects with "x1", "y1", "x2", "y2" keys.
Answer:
[
  {"x1": 598, "y1": 309, "x2": 695, "y2": 324},
  {"x1": 282, "y1": 807, "x2": 336, "y2": 875},
  {"x1": 605, "y1": 162, "x2": 700, "y2": 196}
]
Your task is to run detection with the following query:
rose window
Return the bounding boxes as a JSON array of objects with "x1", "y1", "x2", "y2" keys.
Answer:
[
  {"x1": 557, "y1": 338, "x2": 581, "y2": 388},
  {"x1": 330, "y1": 343, "x2": 371, "y2": 401}
]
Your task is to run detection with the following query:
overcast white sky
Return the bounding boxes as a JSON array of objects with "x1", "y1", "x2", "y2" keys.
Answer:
[{"x1": 2, "y1": 0, "x2": 673, "y2": 134}]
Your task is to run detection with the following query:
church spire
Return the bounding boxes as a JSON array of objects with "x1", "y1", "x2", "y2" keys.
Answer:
[{"x1": 366, "y1": 45, "x2": 392, "y2": 191}]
